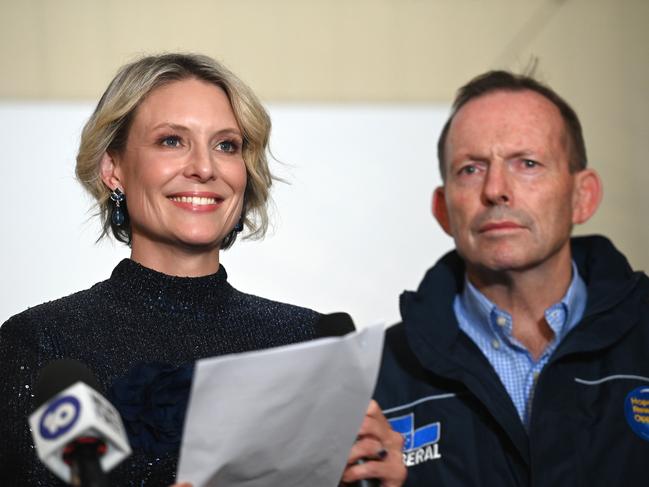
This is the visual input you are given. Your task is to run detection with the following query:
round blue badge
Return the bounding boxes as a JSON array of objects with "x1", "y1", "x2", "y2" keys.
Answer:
[{"x1": 624, "y1": 386, "x2": 649, "y2": 442}]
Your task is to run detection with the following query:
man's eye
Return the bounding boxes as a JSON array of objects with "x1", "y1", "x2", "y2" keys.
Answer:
[
  {"x1": 459, "y1": 165, "x2": 478, "y2": 175},
  {"x1": 522, "y1": 159, "x2": 538, "y2": 168},
  {"x1": 216, "y1": 140, "x2": 238, "y2": 153},
  {"x1": 160, "y1": 135, "x2": 181, "y2": 148}
]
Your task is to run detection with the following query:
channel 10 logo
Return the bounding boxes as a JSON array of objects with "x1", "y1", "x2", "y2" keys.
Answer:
[{"x1": 39, "y1": 396, "x2": 81, "y2": 440}]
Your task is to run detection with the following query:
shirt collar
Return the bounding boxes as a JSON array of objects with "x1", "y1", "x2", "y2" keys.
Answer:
[{"x1": 459, "y1": 261, "x2": 587, "y2": 343}]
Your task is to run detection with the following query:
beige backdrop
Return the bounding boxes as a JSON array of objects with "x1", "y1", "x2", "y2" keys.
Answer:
[{"x1": 1, "y1": 0, "x2": 647, "y2": 271}]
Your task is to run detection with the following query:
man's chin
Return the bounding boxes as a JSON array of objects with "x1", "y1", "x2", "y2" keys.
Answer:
[{"x1": 464, "y1": 248, "x2": 538, "y2": 275}]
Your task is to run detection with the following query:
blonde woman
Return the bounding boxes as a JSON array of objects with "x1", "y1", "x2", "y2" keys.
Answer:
[{"x1": 0, "y1": 53, "x2": 404, "y2": 486}]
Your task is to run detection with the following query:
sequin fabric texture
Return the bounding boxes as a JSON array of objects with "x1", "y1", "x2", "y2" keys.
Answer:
[{"x1": 0, "y1": 259, "x2": 319, "y2": 486}]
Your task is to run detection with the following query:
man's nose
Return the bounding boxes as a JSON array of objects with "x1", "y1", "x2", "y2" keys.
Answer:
[{"x1": 481, "y1": 162, "x2": 511, "y2": 206}]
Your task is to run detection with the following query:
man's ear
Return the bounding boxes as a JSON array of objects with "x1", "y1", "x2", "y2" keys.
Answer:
[
  {"x1": 572, "y1": 168, "x2": 602, "y2": 225},
  {"x1": 432, "y1": 186, "x2": 453, "y2": 236},
  {"x1": 99, "y1": 151, "x2": 123, "y2": 191}
]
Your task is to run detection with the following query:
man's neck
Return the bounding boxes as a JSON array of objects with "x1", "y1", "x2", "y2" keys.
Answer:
[{"x1": 466, "y1": 247, "x2": 573, "y2": 360}]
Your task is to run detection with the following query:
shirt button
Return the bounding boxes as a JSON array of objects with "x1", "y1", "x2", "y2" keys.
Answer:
[
  {"x1": 496, "y1": 316, "x2": 507, "y2": 327},
  {"x1": 491, "y1": 339, "x2": 501, "y2": 349}
]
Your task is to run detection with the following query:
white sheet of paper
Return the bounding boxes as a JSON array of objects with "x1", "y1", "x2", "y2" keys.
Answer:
[{"x1": 176, "y1": 323, "x2": 385, "y2": 487}]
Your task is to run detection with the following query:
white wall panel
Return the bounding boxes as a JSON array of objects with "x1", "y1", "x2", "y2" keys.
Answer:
[{"x1": 0, "y1": 103, "x2": 453, "y2": 327}]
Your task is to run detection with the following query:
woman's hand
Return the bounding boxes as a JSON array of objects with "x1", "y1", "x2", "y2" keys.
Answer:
[
  {"x1": 341, "y1": 400, "x2": 406, "y2": 487},
  {"x1": 170, "y1": 483, "x2": 192, "y2": 487}
]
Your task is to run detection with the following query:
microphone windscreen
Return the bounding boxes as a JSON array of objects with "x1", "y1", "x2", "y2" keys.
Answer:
[
  {"x1": 314, "y1": 312, "x2": 356, "y2": 338},
  {"x1": 34, "y1": 359, "x2": 102, "y2": 408}
]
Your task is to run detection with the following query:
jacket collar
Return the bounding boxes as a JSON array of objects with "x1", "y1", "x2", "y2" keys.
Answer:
[
  {"x1": 554, "y1": 236, "x2": 647, "y2": 358},
  {"x1": 402, "y1": 235, "x2": 647, "y2": 357},
  {"x1": 400, "y1": 250, "x2": 530, "y2": 462}
]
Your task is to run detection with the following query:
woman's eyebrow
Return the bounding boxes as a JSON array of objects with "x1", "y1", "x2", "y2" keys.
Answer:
[{"x1": 150, "y1": 122, "x2": 242, "y2": 138}]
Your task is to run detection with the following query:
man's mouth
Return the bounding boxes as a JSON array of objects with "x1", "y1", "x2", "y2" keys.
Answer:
[{"x1": 479, "y1": 221, "x2": 524, "y2": 233}]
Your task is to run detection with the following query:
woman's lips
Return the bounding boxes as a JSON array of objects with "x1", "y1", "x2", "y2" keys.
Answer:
[{"x1": 167, "y1": 193, "x2": 223, "y2": 211}]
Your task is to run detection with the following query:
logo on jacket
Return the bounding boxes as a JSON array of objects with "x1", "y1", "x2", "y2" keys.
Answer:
[
  {"x1": 625, "y1": 387, "x2": 649, "y2": 441},
  {"x1": 388, "y1": 413, "x2": 441, "y2": 466}
]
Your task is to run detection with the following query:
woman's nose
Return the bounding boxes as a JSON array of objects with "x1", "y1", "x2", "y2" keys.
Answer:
[{"x1": 184, "y1": 146, "x2": 216, "y2": 182}]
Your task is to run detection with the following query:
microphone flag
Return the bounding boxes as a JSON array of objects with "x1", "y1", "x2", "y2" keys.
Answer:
[{"x1": 29, "y1": 381, "x2": 132, "y2": 483}]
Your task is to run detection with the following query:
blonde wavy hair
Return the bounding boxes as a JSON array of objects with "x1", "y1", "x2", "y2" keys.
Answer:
[{"x1": 76, "y1": 53, "x2": 272, "y2": 249}]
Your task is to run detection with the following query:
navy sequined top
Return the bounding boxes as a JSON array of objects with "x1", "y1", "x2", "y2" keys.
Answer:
[{"x1": 0, "y1": 259, "x2": 319, "y2": 486}]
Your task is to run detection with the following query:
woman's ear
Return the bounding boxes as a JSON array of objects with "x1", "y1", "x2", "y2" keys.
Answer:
[
  {"x1": 432, "y1": 186, "x2": 453, "y2": 236},
  {"x1": 100, "y1": 151, "x2": 123, "y2": 190},
  {"x1": 572, "y1": 168, "x2": 603, "y2": 225}
]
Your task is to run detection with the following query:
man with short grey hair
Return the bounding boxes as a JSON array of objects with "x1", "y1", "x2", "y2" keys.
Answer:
[{"x1": 374, "y1": 70, "x2": 649, "y2": 485}]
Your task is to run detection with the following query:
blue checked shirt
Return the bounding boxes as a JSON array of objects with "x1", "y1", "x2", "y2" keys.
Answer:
[{"x1": 454, "y1": 262, "x2": 587, "y2": 427}]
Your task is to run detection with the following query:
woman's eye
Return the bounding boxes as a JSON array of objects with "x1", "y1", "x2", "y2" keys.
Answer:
[
  {"x1": 160, "y1": 135, "x2": 181, "y2": 148},
  {"x1": 216, "y1": 140, "x2": 238, "y2": 153}
]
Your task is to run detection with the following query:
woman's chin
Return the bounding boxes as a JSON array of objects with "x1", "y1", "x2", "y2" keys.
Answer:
[
  {"x1": 165, "y1": 228, "x2": 231, "y2": 251},
  {"x1": 177, "y1": 236, "x2": 226, "y2": 252}
]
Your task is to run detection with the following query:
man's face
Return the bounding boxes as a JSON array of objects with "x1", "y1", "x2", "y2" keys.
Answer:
[{"x1": 434, "y1": 89, "x2": 598, "y2": 277}]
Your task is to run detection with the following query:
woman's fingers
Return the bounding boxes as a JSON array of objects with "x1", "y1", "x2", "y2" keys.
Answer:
[{"x1": 342, "y1": 400, "x2": 406, "y2": 487}]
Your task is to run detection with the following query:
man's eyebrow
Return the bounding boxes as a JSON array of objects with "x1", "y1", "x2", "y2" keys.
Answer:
[
  {"x1": 452, "y1": 148, "x2": 539, "y2": 163},
  {"x1": 450, "y1": 152, "x2": 489, "y2": 165},
  {"x1": 507, "y1": 149, "x2": 537, "y2": 158}
]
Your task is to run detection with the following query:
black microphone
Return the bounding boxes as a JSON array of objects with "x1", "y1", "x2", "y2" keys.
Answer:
[
  {"x1": 354, "y1": 461, "x2": 381, "y2": 487},
  {"x1": 314, "y1": 313, "x2": 380, "y2": 487},
  {"x1": 314, "y1": 312, "x2": 356, "y2": 338},
  {"x1": 29, "y1": 359, "x2": 131, "y2": 486}
]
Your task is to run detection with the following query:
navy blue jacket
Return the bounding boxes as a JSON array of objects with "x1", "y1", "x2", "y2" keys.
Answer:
[{"x1": 375, "y1": 236, "x2": 649, "y2": 486}]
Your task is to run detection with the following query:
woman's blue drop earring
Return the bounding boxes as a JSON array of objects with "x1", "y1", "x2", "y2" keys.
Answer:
[
  {"x1": 234, "y1": 217, "x2": 244, "y2": 233},
  {"x1": 110, "y1": 188, "x2": 126, "y2": 226}
]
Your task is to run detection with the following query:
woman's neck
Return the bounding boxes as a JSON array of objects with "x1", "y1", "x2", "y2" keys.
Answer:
[{"x1": 129, "y1": 239, "x2": 220, "y2": 277}]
